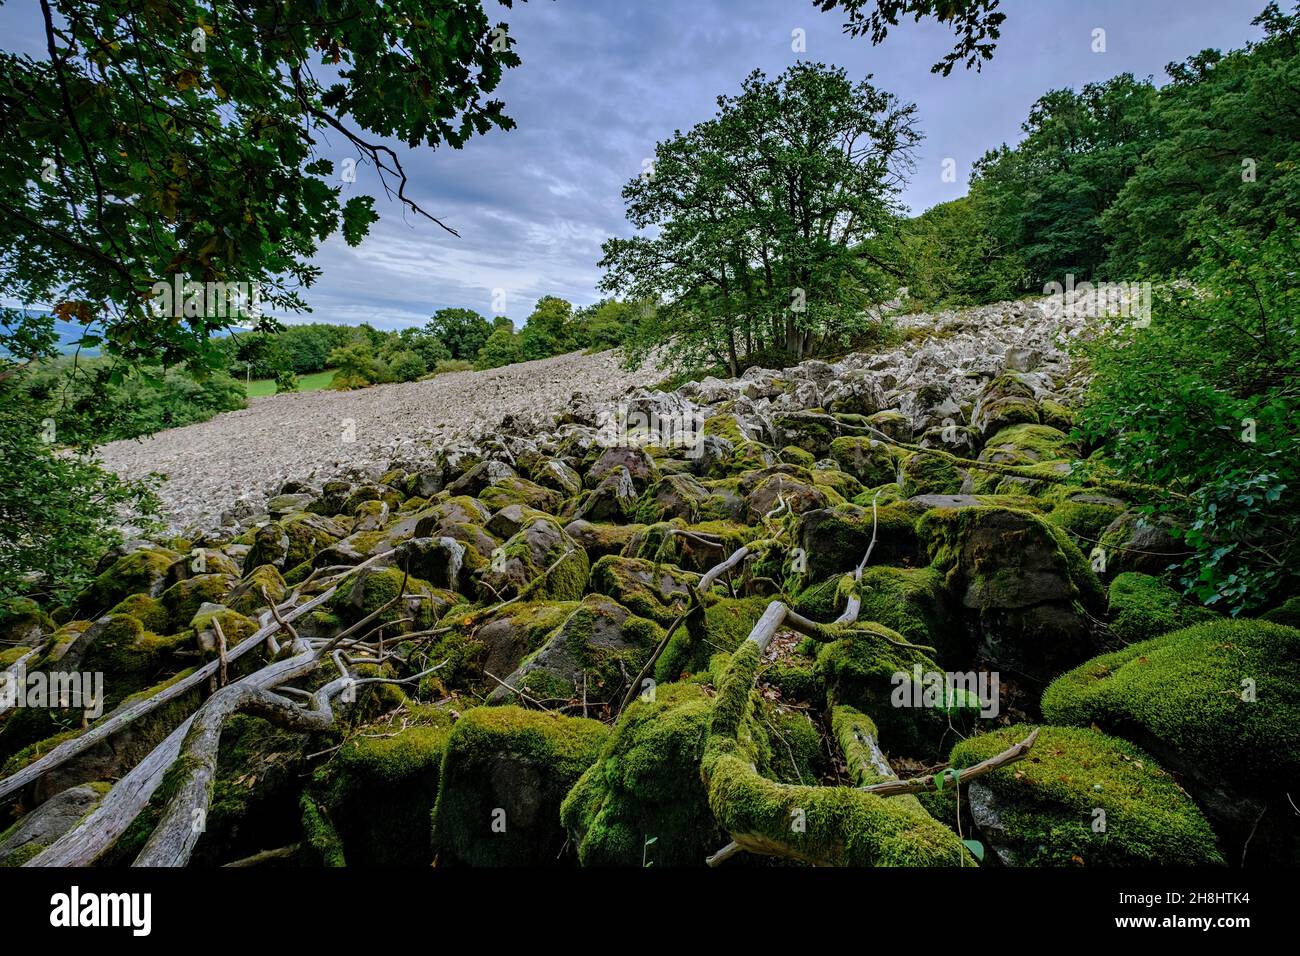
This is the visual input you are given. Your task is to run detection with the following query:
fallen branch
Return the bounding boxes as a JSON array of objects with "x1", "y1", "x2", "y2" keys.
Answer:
[{"x1": 861, "y1": 728, "x2": 1039, "y2": 797}]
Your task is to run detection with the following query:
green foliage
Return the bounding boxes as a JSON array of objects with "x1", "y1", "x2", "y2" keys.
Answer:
[
  {"x1": 891, "y1": 196, "x2": 1024, "y2": 306},
  {"x1": 601, "y1": 62, "x2": 919, "y2": 373},
  {"x1": 18, "y1": 354, "x2": 246, "y2": 445},
  {"x1": 816, "y1": 0, "x2": 1006, "y2": 76},
  {"x1": 426, "y1": 308, "x2": 494, "y2": 361},
  {"x1": 1077, "y1": 226, "x2": 1300, "y2": 612},
  {"x1": 518, "y1": 296, "x2": 576, "y2": 360},
  {"x1": 474, "y1": 324, "x2": 521, "y2": 369},
  {"x1": 385, "y1": 349, "x2": 428, "y2": 383},
  {"x1": 327, "y1": 342, "x2": 383, "y2": 390},
  {"x1": 1104, "y1": 4, "x2": 1300, "y2": 276},
  {"x1": 0, "y1": 0, "x2": 522, "y2": 368},
  {"x1": 0, "y1": 381, "x2": 161, "y2": 610},
  {"x1": 970, "y1": 73, "x2": 1164, "y2": 288}
]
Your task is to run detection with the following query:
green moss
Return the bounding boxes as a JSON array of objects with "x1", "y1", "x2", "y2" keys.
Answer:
[
  {"x1": 432, "y1": 706, "x2": 609, "y2": 865},
  {"x1": 793, "y1": 574, "x2": 855, "y2": 621},
  {"x1": 799, "y1": 500, "x2": 925, "y2": 579},
  {"x1": 657, "y1": 594, "x2": 769, "y2": 683},
  {"x1": 808, "y1": 467, "x2": 865, "y2": 501},
  {"x1": 919, "y1": 505, "x2": 1105, "y2": 612},
  {"x1": 778, "y1": 445, "x2": 816, "y2": 467},
  {"x1": 79, "y1": 615, "x2": 193, "y2": 711},
  {"x1": 854, "y1": 566, "x2": 962, "y2": 664},
  {"x1": 0, "y1": 841, "x2": 46, "y2": 867},
  {"x1": 159, "y1": 573, "x2": 236, "y2": 630},
  {"x1": 561, "y1": 682, "x2": 722, "y2": 866},
  {"x1": 1042, "y1": 619, "x2": 1300, "y2": 793},
  {"x1": 589, "y1": 555, "x2": 696, "y2": 625},
  {"x1": 299, "y1": 793, "x2": 347, "y2": 867},
  {"x1": 477, "y1": 477, "x2": 562, "y2": 513},
  {"x1": 899, "y1": 451, "x2": 964, "y2": 497},
  {"x1": 1261, "y1": 596, "x2": 1300, "y2": 630},
  {"x1": 107, "y1": 593, "x2": 170, "y2": 633},
  {"x1": 1047, "y1": 499, "x2": 1125, "y2": 546},
  {"x1": 225, "y1": 565, "x2": 288, "y2": 617},
  {"x1": 981, "y1": 423, "x2": 1076, "y2": 462},
  {"x1": 308, "y1": 704, "x2": 456, "y2": 866},
  {"x1": 828, "y1": 436, "x2": 897, "y2": 486},
  {"x1": 332, "y1": 567, "x2": 450, "y2": 633},
  {"x1": 703, "y1": 413, "x2": 746, "y2": 444},
  {"x1": 701, "y1": 643, "x2": 969, "y2": 866},
  {"x1": 949, "y1": 725, "x2": 1223, "y2": 866},
  {"x1": 814, "y1": 623, "x2": 971, "y2": 759},
  {"x1": 72, "y1": 548, "x2": 178, "y2": 617},
  {"x1": 1106, "y1": 572, "x2": 1216, "y2": 644}
]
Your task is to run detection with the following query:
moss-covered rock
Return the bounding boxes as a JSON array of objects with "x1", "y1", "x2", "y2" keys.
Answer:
[
  {"x1": 948, "y1": 725, "x2": 1223, "y2": 867},
  {"x1": 1105, "y1": 572, "x2": 1216, "y2": 644},
  {"x1": 489, "y1": 594, "x2": 663, "y2": 705},
  {"x1": 224, "y1": 565, "x2": 288, "y2": 617},
  {"x1": 814, "y1": 623, "x2": 975, "y2": 759},
  {"x1": 634, "y1": 473, "x2": 710, "y2": 524},
  {"x1": 106, "y1": 593, "x2": 169, "y2": 634},
  {"x1": 474, "y1": 518, "x2": 589, "y2": 604},
  {"x1": 778, "y1": 445, "x2": 817, "y2": 468},
  {"x1": 432, "y1": 706, "x2": 608, "y2": 865},
  {"x1": 477, "y1": 476, "x2": 563, "y2": 514},
  {"x1": 918, "y1": 506, "x2": 1104, "y2": 682},
  {"x1": 561, "y1": 682, "x2": 722, "y2": 866},
  {"x1": 657, "y1": 594, "x2": 769, "y2": 683},
  {"x1": 899, "y1": 451, "x2": 964, "y2": 497},
  {"x1": 159, "y1": 573, "x2": 237, "y2": 631},
  {"x1": 306, "y1": 705, "x2": 456, "y2": 866},
  {"x1": 75, "y1": 614, "x2": 192, "y2": 712},
  {"x1": 1042, "y1": 619, "x2": 1300, "y2": 864},
  {"x1": 1262, "y1": 596, "x2": 1300, "y2": 630},
  {"x1": 332, "y1": 566, "x2": 458, "y2": 634},
  {"x1": 71, "y1": 547, "x2": 179, "y2": 618},
  {"x1": 798, "y1": 501, "x2": 925, "y2": 578},
  {"x1": 562, "y1": 519, "x2": 646, "y2": 559},
  {"x1": 1047, "y1": 497, "x2": 1126, "y2": 549},
  {"x1": 589, "y1": 555, "x2": 697, "y2": 625}
]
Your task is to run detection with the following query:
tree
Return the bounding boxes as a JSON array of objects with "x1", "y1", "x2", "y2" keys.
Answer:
[
  {"x1": 572, "y1": 299, "x2": 648, "y2": 352},
  {"x1": 601, "y1": 62, "x2": 919, "y2": 373},
  {"x1": 518, "y1": 296, "x2": 574, "y2": 360},
  {"x1": 969, "y1": 74, "x2": 1164, "y2": 288},
  {"x1": 815, "y1": 0, "x2": 1006, "y2": 75},
  {"x1": 0, "y1": 380, "x2": 160, "y2": 610},
  {"x1": 0, "y1": 0, "x2": 523, "y2": 371},
  {"x1": 387, "y1": 350, "x2": 428, "y2": 383},
  {"x1": 1103, "y1": 3, "x2": 1300, "y2": 276},
  {"x1": 892, "y1": 196, "x2": 1024, "y2": 306},
  {"x1": 1077, "y1": 223, "x2": 1300, "y2": 613},
  {"x1": 426, "y1": 308, "x2": 494, "y2": 361},
  {"x1": 474, "y1": 325, "x2": 521, "y2": 369},
  {"x1": 328, "y1": 342, "x2": 381, "y2": 389}
]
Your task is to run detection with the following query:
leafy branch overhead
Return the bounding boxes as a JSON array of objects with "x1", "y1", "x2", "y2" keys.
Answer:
[
  {"x1": 815, "y1": 0, "x2": 1006, "y2": 75},
  {"x1": 0, "y1": 0, "x2": 524, "y2": 367}
]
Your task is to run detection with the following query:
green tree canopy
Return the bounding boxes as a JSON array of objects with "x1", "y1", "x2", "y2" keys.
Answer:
[
  {"x1": 426, "y1": 307, "x2": 494, "y2": 360},
  {"x1": 600, "y1": 62, "x2": 919, "y2": 373}
]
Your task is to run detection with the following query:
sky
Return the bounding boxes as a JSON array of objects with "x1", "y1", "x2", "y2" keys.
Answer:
[{"x1": 0, "y1": 0, "x2": 1269, "y2": 329}]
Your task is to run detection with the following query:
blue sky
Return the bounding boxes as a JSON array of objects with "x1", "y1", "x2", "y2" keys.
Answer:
[{"x1": 0, "y1": 0, "x2": 1268, "y2": 328}]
